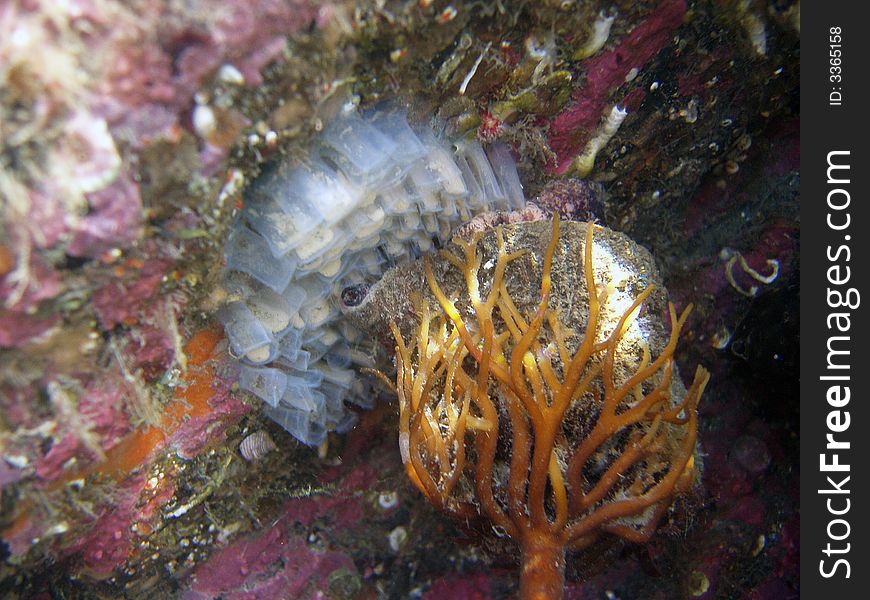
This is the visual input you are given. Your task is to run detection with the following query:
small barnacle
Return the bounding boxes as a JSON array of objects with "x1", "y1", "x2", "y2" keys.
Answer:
[
  {"x1": 387, "y1": 526, "x2": 408, "y2": 552},
  {"x1": 44, "y1": 522, "x2": 69, "y2": 537},
  {"x1": 63, "y1": 110, "x2": 122, "y2": 193},
  {"x1": 680, "y1": 98, "x2": 699, "y2": 124},
  {"x1": 711, "y1": 325, "x2": 732, "y2": 350},
  {"x1": 4, "y1": 454, "x2": 29, "y2": 469},
  {"x1": 192, "y1": 103, "x2": 248, "y2": 148},
  {"x1": 524, "y1": 33, "x2": 551, "y2": 61},
  {"x1": 688, "y1": 570, "x2": 711, "y2": 596},
  {"x1": 378, "y1": 490, "x2": 399, "y2": 510}
]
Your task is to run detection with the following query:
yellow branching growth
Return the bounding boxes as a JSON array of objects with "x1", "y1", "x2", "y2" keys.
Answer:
[{"x1": 389, "y1": 217, "x2": 709, "y2": 600}]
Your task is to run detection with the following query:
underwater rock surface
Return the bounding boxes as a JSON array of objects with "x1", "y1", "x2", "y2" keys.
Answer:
[
  {"x1": 352, "y1": 220, "x2": 669, "y2": 355},
  {"x1": 0, "y1": 0, "x2": 799, "y2": 597}
]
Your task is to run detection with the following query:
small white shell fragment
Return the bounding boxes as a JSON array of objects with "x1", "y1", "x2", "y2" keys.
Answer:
[
  {"x1": 193, "y1": 105, "x2": 217, "y2": 139},
  {"x1": 378, "y1": 491, "x2": 400, "y2": 510},
  {"x1": 388, "y1": 526, "x2": 408, "y2": 553},
  {"x1": 217, "y1": 64, "x2": 245, "y2": 85}
]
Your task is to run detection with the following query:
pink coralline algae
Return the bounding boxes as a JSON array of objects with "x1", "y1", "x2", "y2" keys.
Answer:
[
  {"x1": 34, "y1": 375, "x2": 132, "y2": 482},
  {"x1": 184, "y1": 484, "x2": 371, "y2": 599},
  {"x1": 125, "y1": 323, "x2": 179, "y2": 381},
  {"x1": 423, "y1": 573, "x2": 494, "y2": 600},
  {"x1": 186, "y1": 531, "x2": 357, "y2": 600},
  {"x1": 0, "y1": 308, "x2": 59, "y2": 350},
  {"x1": 732, "y1": 434, "x2": 772, "y2": 474},
  {"x1": 64, "y1": 472, "x2": 177, "y2": 578},
  {"x1": 88, "y1": 244, "x2": 189, "y2": 381},
  {"x1": 97, "y1": 0, "x2": 320, "y2": 127},
  {"x1": 180, "y1": 436, "x2": 387, "y2": 598},
  {"x1": 1, "y1": 468, "x2": 176, "y2": 577},
  {"x1": 452, "y1": 204, "x2": 548, "y2": 240},
  {"x1": 534, "y1": 178, "x2": 605, "y2": 222},
  {"x1": 92, "y1": 253, "x2": 175, "y2": 330},
  {"x1": 1, "y1": 5, "x2": 137, "y2": 259},
  {"x1": 2, "y1": 0, "x2": 322, "y2": 280},
  {"x1": 0, "y1": 253, "x2": 62, "y2": 348},
  {"x1": 2, "y1": 329, "x2": 249, "y2": 575},
  {"x1": 23, "y1": 186, "x2": 69, "y2": 251},
  {"x1": 169, "y1": 377, "x2": 251, "y2": 461},
  {"x1": 0, "y1": 0, "x2": 801, "y2": 596},
  {"x1": 66, "y1": 173, "x2": 143, "y2": 259}
]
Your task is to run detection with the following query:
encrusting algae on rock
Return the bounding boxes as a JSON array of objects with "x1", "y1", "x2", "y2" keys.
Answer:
[
  {"x1": 0, "y1": 0, "x2": 800, "y2": 594},
  {"x1": 353, "y1": 217, "x2": 709, "y2": 599}
]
